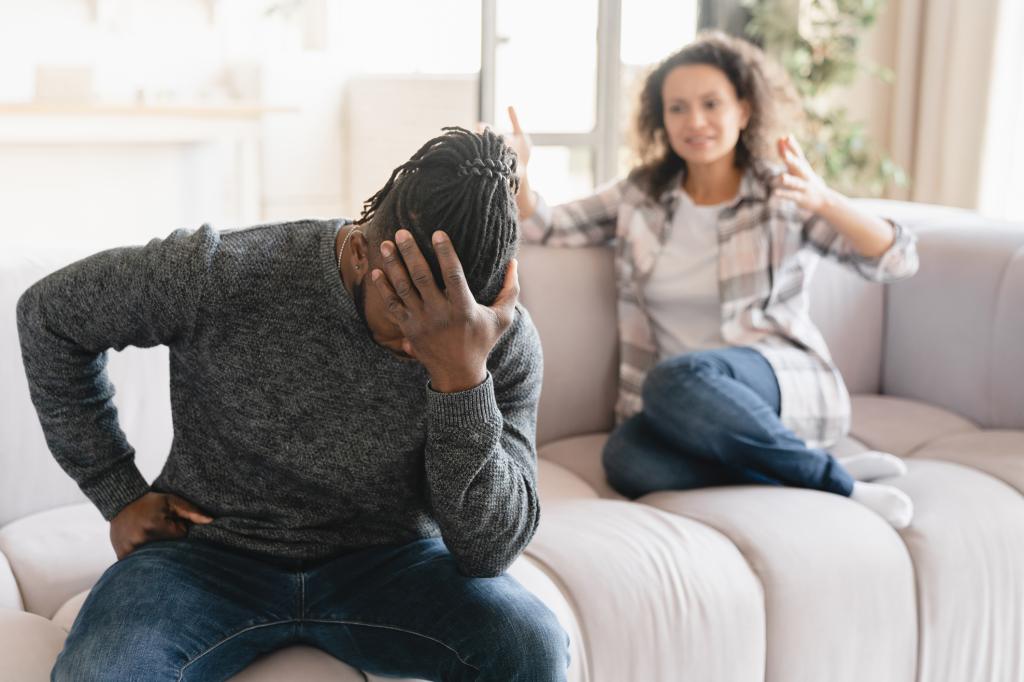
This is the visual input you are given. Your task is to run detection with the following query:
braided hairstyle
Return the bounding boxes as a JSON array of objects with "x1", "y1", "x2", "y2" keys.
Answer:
[{"x1": 356, "y1": 126, "x2": 520, "y2": 306}]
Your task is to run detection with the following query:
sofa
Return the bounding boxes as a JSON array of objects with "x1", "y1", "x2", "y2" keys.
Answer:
[{"x1": 1, "y1": 199, "x2": 1022, "y2": 681}]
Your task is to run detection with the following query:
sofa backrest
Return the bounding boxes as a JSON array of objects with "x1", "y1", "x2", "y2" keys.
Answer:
[
  {"x1": 517, "y1": 220, "x2": 891, "y2": 446},
  {"x1": 0, "y1": 225, "x2": 891, "y2": 525},
  {"x1": 517, "y1": 245, "x2": 620, "y2": 445},
  {"x1": 1, "y1": 244, "x2": 173, "y2": 527},
  {"x1": 866, "y1": 201, "x2": 1024, "y2": 429},
  {"x1": 8, "y1": 199, "x2": 1014, "y2": 526}
]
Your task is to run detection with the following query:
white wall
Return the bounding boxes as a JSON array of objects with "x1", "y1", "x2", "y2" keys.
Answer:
[{"x1": 0, "y1": 0, "x2": 481, "y2": 246}]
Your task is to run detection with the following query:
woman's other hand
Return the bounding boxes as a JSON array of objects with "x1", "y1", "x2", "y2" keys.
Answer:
[{"x1": 772, "y1": 134, "x2": 835, "y2": 213}]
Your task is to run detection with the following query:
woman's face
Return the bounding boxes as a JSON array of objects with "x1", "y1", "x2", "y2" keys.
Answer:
[{"x1": 661, "y1": 63, "x2": 751, "y2": 169}]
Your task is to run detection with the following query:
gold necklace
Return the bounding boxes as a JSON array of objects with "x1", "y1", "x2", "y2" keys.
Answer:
[{"x1": 336, "y1": 226, "x2": 364, "y2": 283}]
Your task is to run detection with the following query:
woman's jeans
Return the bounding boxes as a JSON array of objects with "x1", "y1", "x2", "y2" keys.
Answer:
[
  {"x1": 52, "y1": 536, "x2": 569, "y2": 682},
  {"x1": 604, "y1": 347, "x2": 855, "y2": 499}
]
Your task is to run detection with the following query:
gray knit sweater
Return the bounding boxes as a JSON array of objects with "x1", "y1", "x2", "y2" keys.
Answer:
[{"x1": 16, "y1": 219, "x2": 543, "y2": 577}]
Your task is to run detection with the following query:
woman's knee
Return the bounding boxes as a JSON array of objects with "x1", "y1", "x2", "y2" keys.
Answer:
[
  {"x1": 603, "y1": 417, "x2": 670, "y2": 498},
  {"x1": 641, "y1": 352, "x2": 722, "y2": 409}
]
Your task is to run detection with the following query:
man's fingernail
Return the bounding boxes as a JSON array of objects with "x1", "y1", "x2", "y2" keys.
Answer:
[
  {"x1": 395, "y1": 230, "x2": 409, "y2": 243},
  {"x1": 433, "y1": 231, "x2": 445, "y2": 244},
  {"x1": 381, "y1": 242, "x2": 393, "y2": 256},
  {"x1": 372, "y1": 269, "x2": 381, "y2": 281}
]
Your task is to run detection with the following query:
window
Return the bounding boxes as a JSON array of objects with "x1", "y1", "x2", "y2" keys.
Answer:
[{"x1": 480, "y1": 0, "x2": 698, "y2": 203}]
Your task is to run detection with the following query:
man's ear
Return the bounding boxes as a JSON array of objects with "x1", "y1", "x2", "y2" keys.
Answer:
[{"x1": 349, "y1": 230, "x2": 371, "y2": 273}]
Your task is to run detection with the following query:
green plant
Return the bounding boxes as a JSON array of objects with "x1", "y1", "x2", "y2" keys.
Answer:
[{"x1": 743, "y1": 0, "x2": 907, "y2": 196}]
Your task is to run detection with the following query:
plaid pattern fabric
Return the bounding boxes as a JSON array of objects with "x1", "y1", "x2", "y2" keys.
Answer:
[{"x1": 521, "y1": 162, "x2": 918, "y2": 448}]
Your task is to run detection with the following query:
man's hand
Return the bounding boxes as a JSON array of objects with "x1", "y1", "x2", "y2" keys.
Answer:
[
  {"x1": 110, "y1": 492, "x2": 214, "y2": 560},
  {"x1": 372, "y1": 229, "x2": 519, "y2": 393}
]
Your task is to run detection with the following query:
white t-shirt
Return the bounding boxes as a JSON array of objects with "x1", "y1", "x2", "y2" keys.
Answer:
[{"x1": 642, "y1": 190, "x2": 731, "y2": 360}]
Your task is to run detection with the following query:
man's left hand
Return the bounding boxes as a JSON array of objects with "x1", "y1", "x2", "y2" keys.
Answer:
[{"x1": 372, "y1": 229, "x2": 519, "y2": 393}]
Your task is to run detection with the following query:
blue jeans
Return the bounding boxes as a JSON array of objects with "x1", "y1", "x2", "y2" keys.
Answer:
[
  {"x1": 603, "y1": 347, "x2": 854, "y2": 499},
  {"x1": 53, "y1": 537, "x2": 569, "y2": 681}
]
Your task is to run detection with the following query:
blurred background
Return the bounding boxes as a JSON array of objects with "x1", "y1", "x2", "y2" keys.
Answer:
[{"x1": 0, "y1": 0, "x2": 1020, "y2": 248}]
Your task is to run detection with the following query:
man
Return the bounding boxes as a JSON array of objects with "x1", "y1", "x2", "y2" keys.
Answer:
[{"x1": 17, "y1": 127, "x2": 568, "y2": 681}]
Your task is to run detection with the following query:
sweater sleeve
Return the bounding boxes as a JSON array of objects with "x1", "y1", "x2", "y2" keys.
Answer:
[
  {"x1": 16, "y1": 226, "x2": 219, "y2": 520},
  {"x1": 520, "y1": 178, "x2": 627, "y2": 247},
  {"x1": 422, "y1": 304, "x2": 543, "y2": 577}
]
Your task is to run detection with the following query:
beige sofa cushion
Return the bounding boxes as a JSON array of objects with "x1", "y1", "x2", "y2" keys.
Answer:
[
  {"x1": 883, "y1": 460, "x2": 1024, "y2": 682},
  {"x1": 538, "y1": 433, "x2": 625, "y2": 500},
  {"x1": 640, "y1": 485, "x2": 917, "y2": 682},
  {"x1": 518, "y1": 244, "x2": 619, "y2": 446},
  {"x1": 882, "y1": 225, "x2": 1024, "y2": 429},
  {"x1": 0, "y1": 609, "x2": 67, "y2": 682},
  {"x1": 537, "y1": 458, "x2": 600, "y2": 503},
  {"x1": 525, "y1": 499, "x2": 765, "y2": 682},
  {"x1": 0, "y1": 504, "x2": 114, "y2": 618},
  {"x1": 907, "y1": 430, "x2": 1024, "y2": 493},
  {"x1": 850, "y1": 394, "x2": 978, "y2": 456},
  {"x1": 0, "y1": 550, "x2": 22, "y2": 611}
]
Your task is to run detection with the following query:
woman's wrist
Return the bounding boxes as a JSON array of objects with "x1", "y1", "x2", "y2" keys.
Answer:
[{"x1": 816, "y1": 186, "x2": 895, "y2": 258}]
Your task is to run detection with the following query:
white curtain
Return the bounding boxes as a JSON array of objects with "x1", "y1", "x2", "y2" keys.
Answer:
[
  {"x1": 887, "y1": 0, "x2": 1003, "y2": 208},
  {"x1": 978, "y1": 0, "x2": 1024, "y2": 220}
]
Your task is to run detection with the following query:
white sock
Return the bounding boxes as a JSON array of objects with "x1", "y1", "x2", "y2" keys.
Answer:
[
  {"x1": 838, "y1": 451, "x2": 908, "y2": 482},
  {"x1": 850, "y1": 481, "x2": 914, "y2": 529}
]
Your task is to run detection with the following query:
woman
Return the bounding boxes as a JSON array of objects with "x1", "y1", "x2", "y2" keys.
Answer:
[{"x1": 512, "y1": 31, "x2": 918, "y2": 528}]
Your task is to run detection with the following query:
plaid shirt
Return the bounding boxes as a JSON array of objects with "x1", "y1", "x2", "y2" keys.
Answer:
[{"x1": 521, "y1": 163, "x2": 918, "y2": 448}]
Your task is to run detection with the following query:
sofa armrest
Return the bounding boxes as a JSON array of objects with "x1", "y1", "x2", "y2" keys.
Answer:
[
  {"x1": 0, "y1": 503, "x2": 114, "y2": 618},
  {"x1": 881, "y1": 217, "x2": 1024, "y2": 429}
]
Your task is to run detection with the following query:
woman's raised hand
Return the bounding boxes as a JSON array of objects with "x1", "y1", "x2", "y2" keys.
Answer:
[
  {"x1": 504, "y1": 106, "x2": 537, "y2": 218},
  {"x1": 772, "y1": 134, "x2": 835, "y2": 213},
  {"x1": 506, "y1": 105, "x2": 532, "y2": 177}
]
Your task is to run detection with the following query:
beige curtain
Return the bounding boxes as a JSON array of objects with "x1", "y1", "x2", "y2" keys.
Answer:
[{"x1": 886, "y1": 0, "x2": 1002, "y2": 207}]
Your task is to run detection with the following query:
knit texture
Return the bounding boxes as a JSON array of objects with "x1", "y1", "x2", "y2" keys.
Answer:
[{"x1": 17, "y1": 219, "x2": 543, "y2": 577}]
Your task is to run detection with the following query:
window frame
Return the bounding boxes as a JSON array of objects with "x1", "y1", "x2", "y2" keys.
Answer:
[{"x1": 478, "y1": 0, "x2": 623, "y2": 187}]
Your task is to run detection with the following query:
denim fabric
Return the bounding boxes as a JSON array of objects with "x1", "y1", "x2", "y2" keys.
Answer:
[
  {"x1": 603, "y1": 346, "x2": 855, "y2": 499},
  {"x1": 53, "y1": 537, "x2": 569, "y2": 682}
]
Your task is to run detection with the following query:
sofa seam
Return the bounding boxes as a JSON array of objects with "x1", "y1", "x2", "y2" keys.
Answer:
[{"x1": 987, "y1": 243, "x2": 1024, "y2": 427}]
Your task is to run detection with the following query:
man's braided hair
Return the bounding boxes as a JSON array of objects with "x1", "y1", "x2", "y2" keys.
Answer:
[{"x1": 356, "y1": 126, "x2": 520, "y2": 306}]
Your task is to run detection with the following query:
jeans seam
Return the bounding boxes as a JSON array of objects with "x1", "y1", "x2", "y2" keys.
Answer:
[
  {"x1": 175, "y1": 619, "x2": 294, "y2": 682},
  {"x1": 302, "y1": 618, "x2": 481, "y2": 672}
]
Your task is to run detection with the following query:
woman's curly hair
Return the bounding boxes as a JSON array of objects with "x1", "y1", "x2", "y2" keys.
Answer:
[{"x1": 629, "y1": 31, "x2": 803, "y2": 199}]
